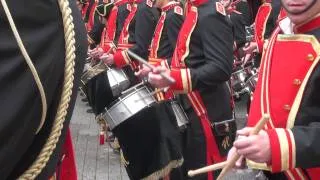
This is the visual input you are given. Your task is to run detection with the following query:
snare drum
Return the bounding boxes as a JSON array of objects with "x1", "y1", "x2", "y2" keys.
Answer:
[
  {"x1": 80, "y1": 63, "x2": 131, "y2": 115},
  {"x1": 107, "y1": 67, "x2": 130, "y2": 96},
  {"x1": 231, "y1": 68, "x2": 248, "y2": 92},
  {"x1": 245, "y1": 73, "x2": 258, "y2": 94},
  {"x1": 83, "y1": 71, "x2": 117, "y2": 115},
  {"x1": 102, "y1": 85, "x2": 184, "y2": 179},
  {"x1": 102, "y1": 84, "x2": 156, "y2": 129}
]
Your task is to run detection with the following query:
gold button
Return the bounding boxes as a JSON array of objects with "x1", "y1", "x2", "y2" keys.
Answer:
[
  {"x1": 293, "y1": 79, "x2": 302, "y2": 85},
  {"x1": 283, "y1": 104, "x2": 291, "y2": 111},
  {"x1": 307, "y1": 54, "x2": 315, "y2": 61}
]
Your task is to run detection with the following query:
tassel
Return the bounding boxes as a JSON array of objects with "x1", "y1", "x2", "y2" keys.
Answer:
[{"x1": 99, "y1": 131, "x2": 105, "y2": 145}]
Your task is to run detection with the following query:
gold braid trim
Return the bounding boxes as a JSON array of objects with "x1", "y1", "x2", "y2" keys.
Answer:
[
  {"x1": 141, "y1": 158, "x2": 184, "y2": 180},
  {"x1": 18, "y1": 0, "x2": 76, "y2": 179}
]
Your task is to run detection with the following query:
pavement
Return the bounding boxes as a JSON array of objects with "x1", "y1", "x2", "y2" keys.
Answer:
[{"x1": 70, "y1": 92, "x2": 249, "y2": 180}]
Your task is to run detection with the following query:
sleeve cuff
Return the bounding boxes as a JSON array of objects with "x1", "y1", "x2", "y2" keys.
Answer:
[
  {"x1": 149, "y1": 58, "x2": 163, "y2": 66},
  {"x1": 267, "y1": 128, "x2": 296, "y2": 173},
  {"x1": 102, "y1": 42, "x2": 116, "y2": 54},
  {"x1": 114, "y1": 50, "x2": 132, "y2": 68},
  {"x1": 169, "y1": 68, "x2": 192, "y2": 93},
  {"x1": 148, "y1": 58, "x2": 169, "y2": 69}
]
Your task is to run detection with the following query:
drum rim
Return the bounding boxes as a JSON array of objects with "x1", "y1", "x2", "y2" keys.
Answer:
[{"x1": 107, "y1": 85, "x2": 155, "y2": 111}]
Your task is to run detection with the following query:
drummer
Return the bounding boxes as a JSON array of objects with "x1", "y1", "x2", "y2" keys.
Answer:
[
  {"x1": 135, "y1": 0, "x2": 185, "y2": 178},
  {"x1": 228, "y1": 0, "x2": 320, "y2": 179},
  {"x1": 88, "y1": 0, "x2": 131, "y2": 58},
  {"x1": 148, "y1": 0, "x2": 236, "y2": 179},
  {"x1": 100, "y1": 0, "x2": 160, "y2": 70}
]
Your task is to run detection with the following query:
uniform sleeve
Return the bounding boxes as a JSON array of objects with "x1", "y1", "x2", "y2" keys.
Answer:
[
  {"x1": 189, "y1": 13, "x2": 233, "y2": 90},
  {"x1": 88, "y1": 21, "x2": 105, "y2": 45},
  {"x1": 166, "y1": 13, "x2": 184, "y2": 50},
  {"x1": 266, "y1": 69, "x2": 320, "y2": 172}
]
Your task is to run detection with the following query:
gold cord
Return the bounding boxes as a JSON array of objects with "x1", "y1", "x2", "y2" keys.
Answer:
[
  {"x1": 7, "y1": 0, "x2": 77, "y2": 179},
  {"x1": 0, "y1": 0, "x2": 47, "y2": 134}
]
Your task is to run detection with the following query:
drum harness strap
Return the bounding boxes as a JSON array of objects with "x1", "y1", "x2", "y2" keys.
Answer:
[{"x1": 1, "y1": 0, "x2": 77, "y2": 179}]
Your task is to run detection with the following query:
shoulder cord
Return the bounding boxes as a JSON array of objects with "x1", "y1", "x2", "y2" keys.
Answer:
[{"x1": 0, "y1": 0, "x2": 77, "y2": 179}]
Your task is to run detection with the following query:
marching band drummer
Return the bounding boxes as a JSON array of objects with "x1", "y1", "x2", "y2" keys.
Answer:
[
  {"x1": 0, "y1": 0, "x2": 87, "y2": 179},
  {"x1": 100, "y1": 0, "x2": 160, "y2": 70},
  {"x1": 148, "y1": 0, "x2": 236, "y2": 179},
  {"x1": 88, "y1": 0, "x2": 131, "y2": 62},
  {"x1": 228, "y1": 0, "x2": 320, "y2": 179},
  {"x1": 135, "y1": 0, "x2": 185, "y2": 179}
]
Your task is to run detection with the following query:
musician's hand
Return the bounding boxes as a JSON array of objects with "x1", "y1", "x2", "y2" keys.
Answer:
[
  {"x1": 100, "y1": 53, "x2": 114, "y2": 65},
  {"x1": 243, "y1": 42, "x2": 258, "y2": 55},
  {"x1": 227, "y1": 136, "x2": 246, "y2": 168},
  {"x1": 135, "y1": 64, "x2": 152, "y2": 78},
  {"x1": 89, "y1": 47, "x2": 104, "y2": 58},
  {"x1": 148, "y1": 66, "x2": 171, "y2": 88},
  {"x1": 233, "y1": 128, "x2": 271, "y2": 164}
]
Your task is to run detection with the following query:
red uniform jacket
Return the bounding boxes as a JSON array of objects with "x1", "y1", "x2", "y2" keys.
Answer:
[{"x1": 247, "y1": 15, "x2": 320, "y2": 179}]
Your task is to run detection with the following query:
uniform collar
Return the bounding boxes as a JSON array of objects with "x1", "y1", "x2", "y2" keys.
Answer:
[
  {"x1": 189, "y1": 0, "x2": 208, "y2": 7},
  {"x1": 161, "y1": 1, "x2": 180, "y2": 11},
  {"x1": 294, "y1": 14, "x2": 320, "y2": 34},
  {"x1": 279, "y1": 17, "x2": 294, "y2": 35}
]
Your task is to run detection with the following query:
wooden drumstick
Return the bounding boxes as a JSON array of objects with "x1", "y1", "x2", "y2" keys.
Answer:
[
  {"x1": 134, "y1": 87, "x2": 168, "y2": 101},
  {"x1": 188, "y1": 161, "x2": 228, "y2": 177},
  {"x1": 216, "y1": 114, "x2": 270, "y2": 180},
  {"x1": 127, "y1": 50, "x2": 176, "y2": 84}
]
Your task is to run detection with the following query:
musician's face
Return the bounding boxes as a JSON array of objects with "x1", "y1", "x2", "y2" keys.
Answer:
[{"x1": 281, "y1": 0, "x2": 320, "y2": 24}]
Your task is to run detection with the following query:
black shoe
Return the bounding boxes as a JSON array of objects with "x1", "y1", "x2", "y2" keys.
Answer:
[
  {"x1": 80, "y1": 92, "x2": 85, "y2": 97},
  {"x1": 81, "y1": 98, "x2": 88, "y2": 102},
  {"x1": 86, "y1": 109, "x2": 94, "y2": 113}
]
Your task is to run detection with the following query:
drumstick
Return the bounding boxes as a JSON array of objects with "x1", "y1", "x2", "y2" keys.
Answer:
[
  {"x1": 216, "y1": 114, "x2": 270, "y2": 180},
  {"x1": 126, "y1": 50, "x2": 176, "y2": 84},
  {"x1": 134, "y1": 87, "x2": 168, "y2": 101},
  {"x1": 188, "y1": 161, "x2": 228, "y2": 177}
]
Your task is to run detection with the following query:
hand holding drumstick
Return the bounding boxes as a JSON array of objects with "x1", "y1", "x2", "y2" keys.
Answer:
[{"x1": 188, "y1": 114, "x2": 270, "y2": 179}]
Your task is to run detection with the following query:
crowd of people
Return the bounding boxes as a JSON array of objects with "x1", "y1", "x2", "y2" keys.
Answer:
[{"x1": 0, "y1": 0, "x2": 319, "y2": 179}]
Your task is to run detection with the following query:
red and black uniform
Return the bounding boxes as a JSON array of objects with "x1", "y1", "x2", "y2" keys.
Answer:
[
  {"x1": 148, "y1": 1, "x2": 184, "y2": 102},
  {"x1": 79, "y1": 0, "x2": 90, "y2": 19},
  {"x1": 99, "y1": 0, "x2": 130, "y2": 53},
  {"x1": 87, "y1": 0, "x2": 107, "y2": 46},
  {"x1": 149, "y1": 2, "x2": 184, "y2": 64},
  {"x1": 0, "y1": 0, "x2": 86, "y2": 179},
  {"x1": 85, "y1": 0, "x2": 100, "y2": 32},
  {"x1": 164, "y1": 0, "x2": 235, "y2": 179},
  {"x1": 113, "y1": 0, "x2": 160, "y2": 68},
  {"x1": 247, "y1": 15, "x2": 320, "y2": 179},
  {"x1": 229, "y1": 0, "x2": 251, "y2": 50}
]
